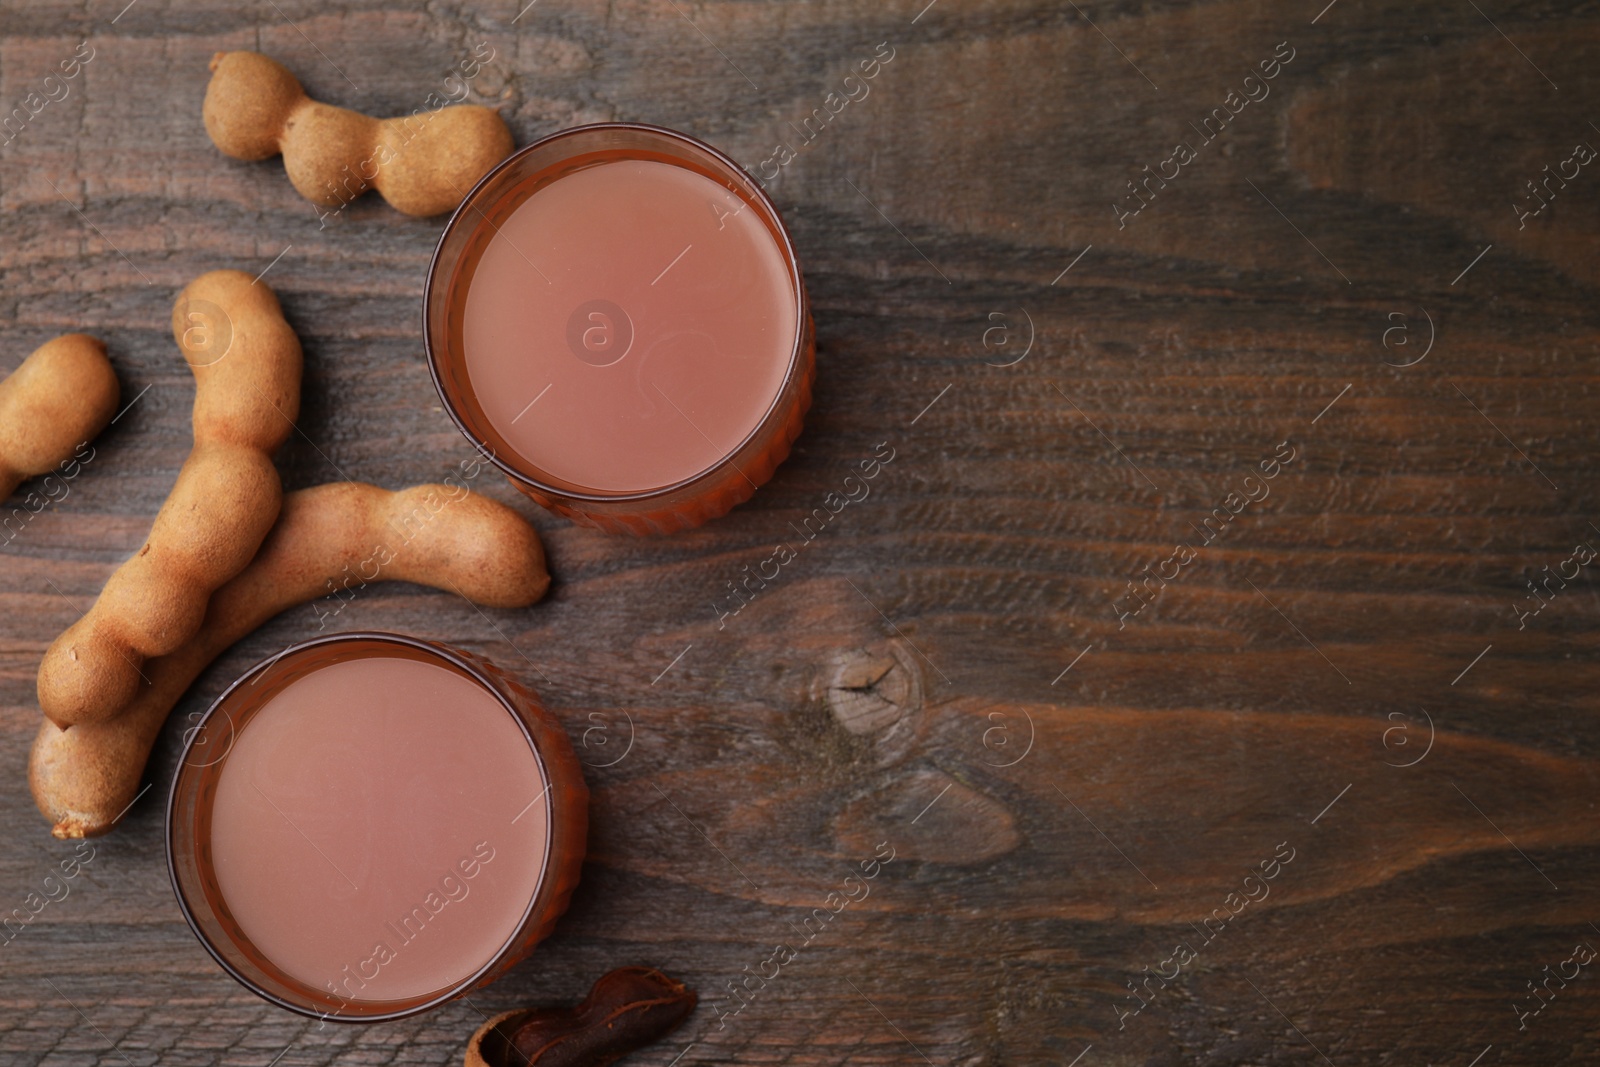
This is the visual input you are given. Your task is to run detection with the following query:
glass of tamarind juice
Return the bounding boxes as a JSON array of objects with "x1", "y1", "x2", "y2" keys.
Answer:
[
  {"x1": 424, "y1": 122, "x2": 815, "y2": 535},
  {"x1": 167, "y1": 632, "x2": 587, "y2": 1021}
]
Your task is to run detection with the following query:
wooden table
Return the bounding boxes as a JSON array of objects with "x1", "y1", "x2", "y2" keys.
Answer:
[{"x1": 2, "y1": 1, "x2": 1598, "y2": 1063}]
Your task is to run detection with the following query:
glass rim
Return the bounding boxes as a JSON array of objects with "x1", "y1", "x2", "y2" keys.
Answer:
[
  {"x1": 164, "y1": 630, "x2": 557, "y2": 1024},
  {"x1": 422, "y1": 121, "x2": 810, "y2": 504}
]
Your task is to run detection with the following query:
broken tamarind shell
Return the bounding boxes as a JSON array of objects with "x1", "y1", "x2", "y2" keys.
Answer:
[{"x1": 465, "y1": 967, "x2": 696, "y2": 1067}]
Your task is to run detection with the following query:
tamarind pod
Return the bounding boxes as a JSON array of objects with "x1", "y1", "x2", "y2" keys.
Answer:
[
  {"x1": 36, "y1": 271, "x2": 302, "y2": 729},
  {"x1": 203, "y1": 51, "x2": 513, "y2": 218},
  {"x1": 31, "y1": 480, "x2": 551, "y2": 839},
  {"x1": 368, "y1": 106, "x2": 515, "y2": 219},
  {"x1": 0, "y1": 334, "x2": 118, "y2": 499}
]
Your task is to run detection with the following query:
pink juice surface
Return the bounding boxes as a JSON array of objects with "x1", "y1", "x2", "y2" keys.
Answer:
[
  {"x1": 208, "y1": 654, "x2": 549, "y2": 1004},
  {"x1": 461, "y1": 157, "x2": 798, "y2": 493}
]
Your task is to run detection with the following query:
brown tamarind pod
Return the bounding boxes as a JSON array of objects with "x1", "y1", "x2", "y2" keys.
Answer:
[
  {"x1": 30, "y1": 480, "x2": 550, "y2": 839},
  {"x1": 464, "y1": 967, "x2": 697, "y2": 1067},
  {"x1": 203, "y1": 51, "x2": 513, "y2": 218},
  {"x1": 0, "y1": 334, "x2": 118, "y2": 500},
  {"x1": 35, "y1": 270, "x2": 302, "y2": 728}
]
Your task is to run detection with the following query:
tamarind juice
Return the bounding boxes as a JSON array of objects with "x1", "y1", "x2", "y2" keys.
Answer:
[
  {"x1": 427, "y1": 123, "x2": 814, "y2": 534},
  {"x1": 169, "y1": 634, "x2": 589, "y2": 1021}
]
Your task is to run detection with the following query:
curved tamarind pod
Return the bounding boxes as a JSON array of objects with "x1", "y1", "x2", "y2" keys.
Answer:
[
  {"x1": 0, "y1": 334, "x2": 119, "y2": 499},
  {"x1": 31, "y1": 480, "x2": 550, "y2": 839},
  {"x1": 203, "y1": 51, "x2": 513, "y2": 218},
  {"x1": 36, "y1": 271, "x2": 302, "y2": 728}
]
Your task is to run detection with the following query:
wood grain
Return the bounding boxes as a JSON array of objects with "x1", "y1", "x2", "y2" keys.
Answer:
[{"x1": 2, "y1": 0, "x2": 1599, "y2": 1064}]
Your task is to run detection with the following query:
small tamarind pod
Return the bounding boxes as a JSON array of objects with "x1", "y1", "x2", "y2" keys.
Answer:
[
  {"x1": 31, "y1": 480, "x2": 550, "y2": 839},
  {"x1": 36, "y1": 270, "x2": 302, "y2": 728},
  {"x1": 203, "y1": 51, "x2": 514, "y2": 218},
  {"x1": 465, "y1": 967, "x2": 697, "y2": 1067},
  {"x1": 0, "y1": 334, "x2": 119, "y2": 499}
]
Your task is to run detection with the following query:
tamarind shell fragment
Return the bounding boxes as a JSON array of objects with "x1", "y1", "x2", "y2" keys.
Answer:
[{"x1": 465, "y1": 967, "x2": 696, "y2": 1067}]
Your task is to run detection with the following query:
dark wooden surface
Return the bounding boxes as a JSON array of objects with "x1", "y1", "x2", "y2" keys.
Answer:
[{"x1": 3, "y1": 0, "x2": 1599, "y2": 1064}]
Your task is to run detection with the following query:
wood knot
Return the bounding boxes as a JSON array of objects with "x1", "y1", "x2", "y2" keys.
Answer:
[
  {"x1": 834, "y1": 767, "x2": 1020, "y2": 866},
  {"x1": 822, "y1": 643, "x2": 923, "y2": 736}
]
